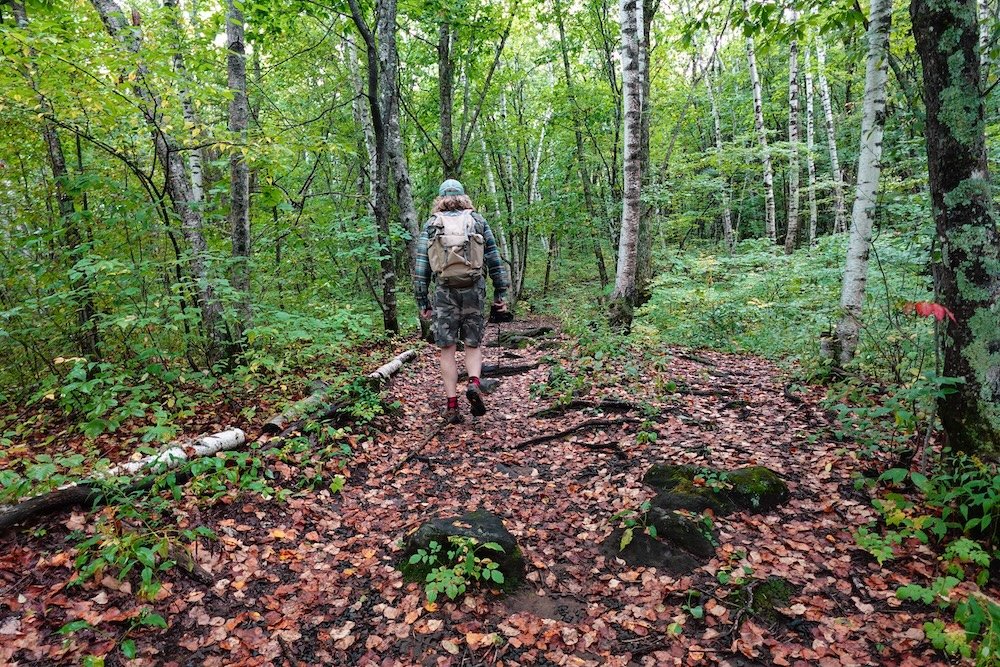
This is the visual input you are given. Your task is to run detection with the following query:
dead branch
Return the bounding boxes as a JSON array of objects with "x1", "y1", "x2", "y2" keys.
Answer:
[
  {"x1": 388, "y1": 416, "x2": 452, "y2": 474},
  {"x1": 513, "y1": 418, "x2": 638, "y2": 450},
  {"x1": 531, "y1": 398, "x2": 639, "y2": 419}
]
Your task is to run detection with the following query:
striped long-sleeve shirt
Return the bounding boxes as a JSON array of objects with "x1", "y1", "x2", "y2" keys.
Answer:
[{"x1": 414, "y1": 210, "x2": 510, "y2": 310}]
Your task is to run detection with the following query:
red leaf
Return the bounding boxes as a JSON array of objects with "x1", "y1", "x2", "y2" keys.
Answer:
[{"x1": 903, "y1": 301, "x2": 957, "y2": 322}]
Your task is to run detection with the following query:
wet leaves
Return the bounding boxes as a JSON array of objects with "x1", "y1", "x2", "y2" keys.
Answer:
[{"x1": 0, "y1": 323, "x2": 986, "y2": 665}]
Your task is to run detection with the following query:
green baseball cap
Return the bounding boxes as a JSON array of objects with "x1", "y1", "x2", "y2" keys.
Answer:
[{"x1": 438, "y1": 179, "x2": 465, "y2": 196}]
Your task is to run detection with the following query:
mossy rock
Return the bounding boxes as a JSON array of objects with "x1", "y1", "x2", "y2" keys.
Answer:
[
  {"x1": 724, "y1": 466, "x2": 789, "y2": 513},
  {"x1": 399, "y1": 510, "x2": 525, "y2": 593},
  {"x1": 643, "y1": 464, "x2": 788, "y2": 515},
  {"x1": 599, "y1": 528, "x2": 702, "y2": 575},
  {"x1": 645, "y1": 506, "x2": 716, "y2": 559},
  {"x1": 643, "y1": 464, "x2": 702, "y2": 492},
  {"x1": 733, "y1": 576, "x2": 800, "y2": 625}
]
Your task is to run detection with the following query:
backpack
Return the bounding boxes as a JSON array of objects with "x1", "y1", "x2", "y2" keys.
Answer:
[{"x1": 427, "y1": 210, "x2": 484, "y2": 286}]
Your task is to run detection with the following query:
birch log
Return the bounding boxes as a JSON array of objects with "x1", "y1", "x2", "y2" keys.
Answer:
[
  {"x1": 262, "y1": 349, "x2": 417, "y2": 434},
  {"x1": 0, "y1": 429, "x2": 246, "y2": 534},
  {"x1": 836, "y1": 0, "x2": 891, "y2": 365}
]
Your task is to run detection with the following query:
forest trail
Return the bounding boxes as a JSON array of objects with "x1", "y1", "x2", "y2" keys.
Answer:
[{"x1": 1, "y1": 321, "x2": 956, "y2": 666}]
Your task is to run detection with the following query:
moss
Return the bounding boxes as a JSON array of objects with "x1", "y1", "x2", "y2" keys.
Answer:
[
  {"x1": 724, "y1": 466, "x2": 790, "y2": 513},
  {"x1": 643, "y1": 464, "x2": 700, "y2": 491},
  {"x1": 732, "y1": 576, "x2": 800, "y2": 625}
]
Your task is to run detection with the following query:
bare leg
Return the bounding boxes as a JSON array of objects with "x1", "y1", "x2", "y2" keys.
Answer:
[
  {"x1": 465, "y1": 345, "x2": 483, "y2": 381},
  {"x1": 440, "y1": 345, "x2": 458, "y2": 397}
]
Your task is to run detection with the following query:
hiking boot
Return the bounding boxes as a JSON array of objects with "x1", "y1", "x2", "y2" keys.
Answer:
[
  {"x1": 466, "y1": 382, "x2": 487, "y2": 417},
  {"x1": 444, "y1": 407, "x2": 464, "y2": 424}
]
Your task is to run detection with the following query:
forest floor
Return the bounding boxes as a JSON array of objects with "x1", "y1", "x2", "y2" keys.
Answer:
[{"x1": 0, "y1": 318, "x2": 985, "y2": 666}]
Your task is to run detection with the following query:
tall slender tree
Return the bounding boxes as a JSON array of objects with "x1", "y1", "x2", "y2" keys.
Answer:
[
  {"x1": 226, "y1": 0, "x2": 252, "y2": 338},
  {"x1": 609, "y1": 0, "x2": 643, "y2": 329},
  {"x1": 804, "y1": 47, "x2": 819, "y2": 245},
  {"x1": 836, "y1": 0, "x2": 892, "y2": 364},
  {"x1": 784, "y1": 9, "x2": 801, "y2": 254},
  {"x1": 912, "y1": 0, "x2": 1000, "y2": 457},
  {"x1": 744, "y1": 0, "x2": 777, "y2": 242},
  {"x1": 817, "y1": 44, "x2": 847, "y2": 233}
]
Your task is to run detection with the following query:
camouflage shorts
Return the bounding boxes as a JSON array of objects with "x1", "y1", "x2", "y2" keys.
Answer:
[{"x1": 432, "y1": 278, "x2": 486, "y2": 348}]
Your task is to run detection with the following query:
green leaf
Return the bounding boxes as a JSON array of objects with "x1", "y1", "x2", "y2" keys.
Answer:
[
  {"x1": 619, "y1": 527, "x2": 634, "y2": 551},
  {"x1": 141, "y1": 613, "x2": 167, "y2": 629},
  {"x1": 491, "y1": 569, "x2": 505, "y2": 584},
  {"x1": 879, "y1": 468, "x2": 908, "y2": 484},
  {"x1": 121, "y1": 639, "x2": 137, "y2": 659},
  {"x1": 59, "y1": 619, "x2": 92, "y2": 635}
]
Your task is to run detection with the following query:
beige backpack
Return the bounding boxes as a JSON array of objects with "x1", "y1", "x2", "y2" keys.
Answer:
[{"x1": 427, "y1": 210, "x2": 484, "y2": 286}]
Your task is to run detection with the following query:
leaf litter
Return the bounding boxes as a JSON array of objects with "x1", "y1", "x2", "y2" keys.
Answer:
[{"x1": 0, "y1": 319, "x2": 988, "y2": 666}]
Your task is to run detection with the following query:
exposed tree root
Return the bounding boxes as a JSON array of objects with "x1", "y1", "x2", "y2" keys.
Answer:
[
  {"x1": 513, "y1": 418, "x2": 639, "y2": 450},
  {"x1": 531, "y1": 398, "x2": 639, "y2": 419}
]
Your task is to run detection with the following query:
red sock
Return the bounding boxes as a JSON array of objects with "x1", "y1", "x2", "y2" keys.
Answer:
[
  {"x1": 447, "y1": 396, "x2": 458, "y2": 409},
  {"x1": 470, "y1": 376, "x2": 481, "y2": 388}
]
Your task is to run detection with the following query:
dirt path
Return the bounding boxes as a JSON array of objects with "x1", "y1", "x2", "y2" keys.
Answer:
[{"x1": 0, "y1": 321, "x2": 958, "y2": 666}]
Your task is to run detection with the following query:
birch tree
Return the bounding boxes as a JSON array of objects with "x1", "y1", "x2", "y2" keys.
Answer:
[
  {"x1": 784, "y1": 11, "x2": 801, "y2": 255},
  {"x1": 817, "y1": 44, "x2": 847, "y2": 233},
  {"x1": 911, "y1": 0, "x2": 1000, "y2": 457},
  {"x1": 744, "y1": 0, "x2": 777, "y2": 242},
  {"x1": 705, "y1": 54, "x2": 734, "y2": 251},
  {"x1": 89, "y1": 0, "x2": 225, "y2": 360},
  {"x1": 835, "y1": 0, "x2": 892, "y2": 364},
  {"x1": 609, "y1": 0, "x2": 642, "y2": 329},
  {"x1": 226, "y1": 0, "x2": 252, "y2": 336},
  {"x1": 804, "y1": 47, "x2": 819, "y2": 245}
]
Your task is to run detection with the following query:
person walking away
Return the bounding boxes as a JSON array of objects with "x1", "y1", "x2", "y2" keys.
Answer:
[{"x1": 415, "y1": 179, "x2": 509, "y2": 423}]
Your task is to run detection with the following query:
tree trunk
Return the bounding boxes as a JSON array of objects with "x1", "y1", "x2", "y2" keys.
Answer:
[
  {"x1": 89, "y1": 0, "x2": 224, "y2": 361},
  {"x1": 817, "y1": 44, "x2": 848, "y2": 233},
  {"x1": 164, "y1": 0, "x2": 204, "y2": 205},
  {"x1": 348, "y1": 0, "x2": 399, "y2": 333},
  {"x1": 836, "y1": 0, "x2": 891, "y2": 365},
  {"x1": 912, "y1": 0, "x2": 1000, "y2": 458},
  {"x1": 555, "y1": 0, "x2": 609, "y2": 287},
  {"x1": 634, "y1": 0, "x2": 655, "y2": 302},
  {"x1": 438, "y1": 22, "x2": 457, "y2": 177},
  {"x1": 226, "y1": 0, "x2": 252, "y2": 339},
  {"x1": 11, "y1": 1, "x2": 100, "y2": 360},
  {"x1": 804, "y1": 47, "x2": 819, "y2": 245},
  {"x1": 384, "y1": 76, "x2": 419, "y2": 280},
  {"x1": 609, "y1": 0, "x2": 642, "y2": 330},
  {"x1": 784, "y1": 17, "x2": 801, "y2": 255},
  {"x1": 347, "y1": 39, "x2": 377, "y2": 212},
  {"x1": 705, "y1": 55, "x2": 735, "y2": 252},
  {"x1": 744, "y1": 0, "x2": 777, "y2": 243}
]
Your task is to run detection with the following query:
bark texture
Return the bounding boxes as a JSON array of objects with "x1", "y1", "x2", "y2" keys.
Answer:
[
  {"x1": 784, "y1": 19, "x2": 801, "y2": 255},
  {"x1": 817, "y1": 44, "x2": 847, "y2": 233},
  {"x1": 744, "y1": 0, "x2": 777, "y2": 242},
  {"x1": 226, "y1": 0, "x2": 252, "y2": 334},
  {"x1": 804, "y1": 47, "x2": 819, "y2": 245},
  {"x1": 836, "y1": 0, "x2": 891, "y2": 365},
  {"x1": 912, "y1": 0, "x2": 1000, "y2": 458},
  {"x1": 609, "y1": 0, "x2": 643, "y2": 330}
]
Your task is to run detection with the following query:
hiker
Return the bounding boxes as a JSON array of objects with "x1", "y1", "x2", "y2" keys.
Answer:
[{"x1": 415, "y1": 179, "x2": 510, "y2": 423}]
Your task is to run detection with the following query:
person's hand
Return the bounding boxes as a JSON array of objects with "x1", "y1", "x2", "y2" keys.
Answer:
[{"x1": 420, "y1": 308, "x2": 433, "y2": 320}]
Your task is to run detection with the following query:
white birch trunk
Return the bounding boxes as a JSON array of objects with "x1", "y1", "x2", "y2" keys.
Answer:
[
  {"x1": 609, "y1": 0, "x2": 642, "y2": 327},
  {"x1": 817, "y1": 44, "x2": 847, "y2": 233},
  {"x1": 836, "y1": 0, "x2": 892, "y2": 365},
  {"x1": 478, "y1": 129, "x2": 510, "y2": 260},
  {"x1": 529, "y1": 109, "x2": 552, "y2": 207},
  {"x1": 744, "y1": 0, "x2": 777, "y2": 243},
  {"x1": 705, "y1": 57, "x2": 734, "y2": 251},
  {"x1": 500, "y1": 91, "x2": 522, "y2": 298},
  {"x1": 804, "y1": 47, "x2": 819, "y2": 245},
  {"x1": 164, "y1": 0, "x2": 204, "y2": 204},
  {"x1": 347, "y1": 39, "x2": 377, "y2": 213},
  {"x1": 784, "y1": 13, "x2": 801, "y2": 255}
]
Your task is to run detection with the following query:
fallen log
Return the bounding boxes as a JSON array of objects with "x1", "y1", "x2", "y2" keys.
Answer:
[
  {"x1": 263, "y1": 349, "x2": 417, "y2": 434},
  {"x1": 0, "y1": 428, "x2": 246, "y2": 534}
]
